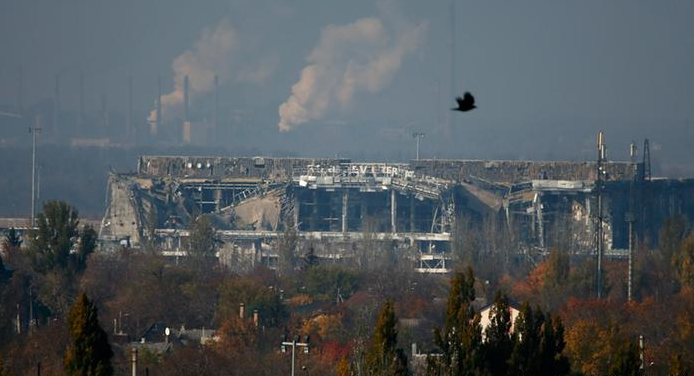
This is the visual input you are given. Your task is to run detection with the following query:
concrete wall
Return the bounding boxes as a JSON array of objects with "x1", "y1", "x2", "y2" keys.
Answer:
[
  {"x1": 138, "y1": 156, "x2": 641, "y2": 184},
  {"x1": 411, "y1": 159, "x2": 641, "y2": 183},
  {"x1": 138, "y1": 156, "x2": 348, "y2": 181}
]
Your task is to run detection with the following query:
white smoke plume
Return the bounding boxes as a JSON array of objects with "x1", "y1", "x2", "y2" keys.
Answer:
[
  {"x1": 278, "y1": 16, "x2": 427, "y2": 132},
  {"x1": 148, "y1": 19, "x2": 238, "y2": 124}
]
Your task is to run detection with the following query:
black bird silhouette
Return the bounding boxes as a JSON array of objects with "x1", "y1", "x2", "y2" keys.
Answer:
[{"x1": 452, "y1": 92, "x2": 476, "y2": 112}]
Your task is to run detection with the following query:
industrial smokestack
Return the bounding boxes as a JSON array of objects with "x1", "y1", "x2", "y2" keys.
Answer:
[
  {"x1": 53, "y1": 73, "x2": 61, "y2": 135},
  {"x1": 126, "y1": 76, "x2": 133, "y2": 142},
  {"x1": 183, "y1": 75, "x2": 189, "y2": 122}
]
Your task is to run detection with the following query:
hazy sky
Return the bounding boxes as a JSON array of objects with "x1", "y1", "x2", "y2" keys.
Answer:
[{"x1": 1, "y1": 0, "x2": 693, "y2": 174}]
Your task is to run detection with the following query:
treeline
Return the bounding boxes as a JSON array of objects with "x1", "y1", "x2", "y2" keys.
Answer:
[{"x1": 1, "y1": 200, "x2": 694, "y2": 375}]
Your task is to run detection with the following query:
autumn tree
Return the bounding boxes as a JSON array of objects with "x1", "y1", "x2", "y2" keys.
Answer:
[
  {"x1": 673, "y1": 232, "x2": 694, "y2": 289},
  {"x1": 337, "y1": 356, "x2": 352, "y2": 376},
  {"x1": 670, "y1": 353, "x2": 691, "y2": 376},
  {"x1": 64, "y1": 293, "x2": 113, "y2": 376},
  {"x1": 483, "y1": 292, "x2": 513, "y2": 376},
  {"x1": 365, "y1": 300, "x2": 408, "y2": 376},
  {"x1": 653, "y1": 215, "x2": 687, "y2": 296},
  {"x1": 29, "y1": 200, "x2": 79, "y2": 272},
  {"x1": 432, "y1": 267, "x2": 483, "y2": 376},
  {"x1": 216, "y1": 278, "x2": 287, "y2": 327}
]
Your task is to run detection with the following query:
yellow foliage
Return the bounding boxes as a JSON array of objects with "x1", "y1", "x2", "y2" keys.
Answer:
[
  {"x1": 287, "y1": 293, "x2": 313, "y2": 306},
  {"x1": 301, "y1": 313, "x2": 344, "y2": 340}
]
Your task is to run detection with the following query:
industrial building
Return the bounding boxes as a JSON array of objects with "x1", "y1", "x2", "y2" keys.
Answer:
[{"x1": 99, "y1": 143, "x2": 694, "y2": 273}]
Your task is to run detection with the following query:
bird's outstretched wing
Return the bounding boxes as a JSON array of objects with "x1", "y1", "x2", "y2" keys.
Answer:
[
  {"x1": 455, "y1": 96, "x2": 465, "y2": 107},
  {"x1": 463, "y1": 92, "x2": 475, "y2": 106}
]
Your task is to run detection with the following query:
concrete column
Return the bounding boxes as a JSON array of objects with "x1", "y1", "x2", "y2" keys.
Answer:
[
  {"x1": 535, "y1": 193, "x2": 544, "y2": 249},
  {"x1": 341, "y1": 190, "x2": 348, "y2": 234},
  {"x1": 410, "y1": 195, "x2": 416, "y2": 232},
  {"x1": 390, "y1": 190, "x2": 397, "y2": 233},
  {"x1": 293, "y1": 194, "x2": 300, "y2": 229},
  {"x1": 360, "y1": 196, "x2": 367, "y2": 230},
  {"x1": 214, "y1": 189, "x2": 223, "y2": 212},
  {"x1": 310, "y1": 191, "x2": 318, "y2": 230}
]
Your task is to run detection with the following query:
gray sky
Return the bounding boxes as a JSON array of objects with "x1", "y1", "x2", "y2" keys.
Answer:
[{"x1": 1, "y1": 0, "x2": 693, "y2": 175}]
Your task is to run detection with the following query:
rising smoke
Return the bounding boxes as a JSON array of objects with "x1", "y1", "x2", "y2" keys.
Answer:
[
  {"x1": 148, "y1": 19, "x2": 238, "y2": 124},
  {"x1": 277, "y1": 14, "x2": 427, "y2": 132}
]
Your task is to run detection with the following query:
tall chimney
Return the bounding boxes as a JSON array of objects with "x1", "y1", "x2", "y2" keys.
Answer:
[
  {"x1": 126, "y1": 76, "x2": 133, "y2": 142},
  {"x1": 53, "y1": 73, "x2": 61, "y2": 135}
]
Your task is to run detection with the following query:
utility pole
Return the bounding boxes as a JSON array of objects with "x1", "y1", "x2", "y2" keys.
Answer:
[
  {"x1": 281, "y1": 335, "x2": 310, "y2": 376},
  {"x1": 596, "y1": 131, "x2": 606, "y2": 299},
  {"x1": 30, "y1": 115, "x2": 42, "y2": 227},
  {"x1": 412, "y1": 132, "x2": 425, "y2": 160},
  {"x1": 627, "y1": 141, "x2": 637, "y2": 301}
]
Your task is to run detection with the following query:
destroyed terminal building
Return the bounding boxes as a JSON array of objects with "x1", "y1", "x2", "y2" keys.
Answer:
[{"x1": 100, "y1": 154, "x2": 694, "y2": 273}]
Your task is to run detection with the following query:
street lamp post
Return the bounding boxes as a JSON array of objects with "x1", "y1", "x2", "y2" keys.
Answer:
[
  {"x1": 29, "y1": 115, "x2": 42, "y2": 228},
  {"x1": 281, "y1": 335, "x2": 310, "y2": 376}
]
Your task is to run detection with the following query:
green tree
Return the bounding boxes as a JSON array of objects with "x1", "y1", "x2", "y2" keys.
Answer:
[
  {"x1": 608, "y1": 340, "x2": 642, "y2": 376},
  {"x1": 74, "y1": 225, "x2": 97, "y2": 273},
  {"x1": 29, "y1": 201, "x2": 79, "y2": 272},
  {"x1": 433, "y1": 267, "x2": 483, "y2": 376},
  {"x1": 185, "y1": 215, "x2": 219, "y2": 271},
  {"x1": 186, "y1": 215, "x2": 217, "y2": 257},
  {"x1": 366, "y1": 300, "x2": 408, "y2": 376},
  {"x1": 483, "y1": 292, "x2": 513, "y2": 376},
  {"x1": 509, "y1": 304, "x2": 569, "y2": 376},
  {"x1": 64, "y1": 293, "x2": 113, "y2": 376},
  {"x1": 4, "y1": 227, "x2": 22, "y2": 249},
  {"x1": 278, "y1": 217, "x2": 298, "y2": 276}
]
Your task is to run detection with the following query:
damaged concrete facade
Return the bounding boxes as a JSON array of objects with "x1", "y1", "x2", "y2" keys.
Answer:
[{"x1": 100, "y1": 156, "x2": 694, "y2": 272}]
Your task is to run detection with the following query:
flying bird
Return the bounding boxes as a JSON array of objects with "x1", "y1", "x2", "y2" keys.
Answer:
[{"x1": 452, "y1": 92, "x2": 476, "y2": 112}]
